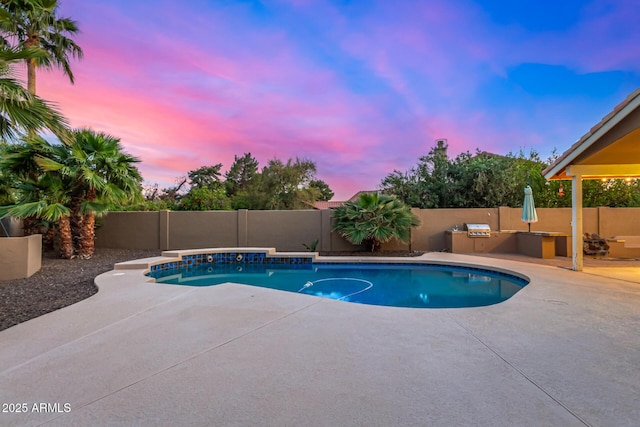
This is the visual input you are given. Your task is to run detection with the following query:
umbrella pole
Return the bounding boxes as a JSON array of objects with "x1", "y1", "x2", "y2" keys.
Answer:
[{"x1": 528, "y1": 223, "x2": 531, "y2": 232}]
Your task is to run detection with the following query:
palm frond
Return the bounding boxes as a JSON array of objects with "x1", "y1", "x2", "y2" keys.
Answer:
[
  {"x1": 6, "y1": 200, "x2": 46, "y2": 218},
  {"x1": 42, "y1": 202, "x2": 69, "y2": 220}
]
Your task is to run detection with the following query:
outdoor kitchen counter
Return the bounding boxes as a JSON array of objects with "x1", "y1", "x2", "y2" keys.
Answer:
[
  {"x1": 516, "y1": 231, "x2": 571, "y2": 259},
  {"x1": 445, "y1": 230, "x2": 571, "y2": 259}
]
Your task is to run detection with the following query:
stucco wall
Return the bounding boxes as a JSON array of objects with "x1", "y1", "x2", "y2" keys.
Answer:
[
  {"x1": 169, "y1": 211, "x2": 238, "y2": 250},
  {"x1": 0, "y1": 234, "x2": 42, "y2": 280},
  {"x1": 246, "y1": 210, "x2": 321, "y2": 252},
  {"x1": 597, "y1": 207, "x2": 640, "y2": 238},
  {"x1": 411, "y1": 208, "x2": 500, "y2": 252},
  {"x1": 502, "y1": 207, "x2": 570, "y2": 233},
  {"x1": 96, "y1": 212, "x2": 161, "y2": 249},
  {"x1": 94, "y1": 207, "x2": 640, "y2": 253}
]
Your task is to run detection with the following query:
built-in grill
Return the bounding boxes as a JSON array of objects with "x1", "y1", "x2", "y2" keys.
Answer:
[{"x1": 465, "y1": 223, "x2": 491, "y2": 237}]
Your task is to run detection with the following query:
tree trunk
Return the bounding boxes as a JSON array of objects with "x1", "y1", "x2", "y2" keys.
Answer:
[
  {"x1": 58, "y1": 215, "x2": 74, "y2": 259},
  {"x1": 366, "y1": 238, "x2": 382, "y2": 252},
  {"x1": 25, "y1": 30, "x2": 38, "y2": 95},
  {"x1": 77, "y1": 212, "x2": 95, "y2": 259},
  {"x1": 22, "y1": 216, "x2": 41, "y2": 236},
  {"x1": 42, "y1": 223, "x2": 57, "y2": 250},
  {"x1": 27, "y1": 57, "x2": 36, "y2": 94},
  {"x1": 77, "y1": 189, "x2": 97, "y2": 259},
  {"x1": 70, "y1": 197, "x2": 83, "y2": 254}
]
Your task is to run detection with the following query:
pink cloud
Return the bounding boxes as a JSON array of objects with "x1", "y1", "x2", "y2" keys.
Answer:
[{"x1": 33, "y1": 0, "x2": 639, "y2": 201}]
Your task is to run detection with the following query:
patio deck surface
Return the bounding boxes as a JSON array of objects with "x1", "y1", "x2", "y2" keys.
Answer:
[{"x1": 0, "y1": 252, "x2": 638, "y2": 426}]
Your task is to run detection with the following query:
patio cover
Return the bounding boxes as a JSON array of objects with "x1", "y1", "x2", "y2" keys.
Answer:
[{"x1": 543, "y1": 88, "x2": 640, "y2": 270}]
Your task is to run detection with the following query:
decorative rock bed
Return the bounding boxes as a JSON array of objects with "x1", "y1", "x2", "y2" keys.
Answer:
[{"x1": 583, "y1": 233, "x2": 610, "y2": 256}]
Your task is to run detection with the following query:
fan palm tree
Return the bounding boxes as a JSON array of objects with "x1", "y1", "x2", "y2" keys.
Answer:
[
  {"x1": 35, "y1": 129, "x2": 143, "y2": 258},
  {"x1": 0, "y1": 45, "x2": 68, "y2": 139},
  {"x1": 1, "y1": 131, "x2": 142, "y2": 258},
  {"x1": 0, "y1": 141, "x2": 11, "y2": 205},
  {"x1": 332, "y1": 192, "x2": 420, "y2": 252},
  {"x1": 0, "y1": 138, "x2": 74, "y2": 256},
  {"x1": 0, "y1": 174, "x2": 73, "y2": 257},
  {"x1": 0, "y1": 136, "x2": 57, "y2": 234},
  {"x1": 0, "y1": 0, "x2": 83, "y2": 94}
]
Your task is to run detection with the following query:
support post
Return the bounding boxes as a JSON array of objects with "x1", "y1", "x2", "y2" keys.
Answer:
[
  {"x1": 571, "y1": 175, "x2": 583, "y2": 271},
  {"x1": 320, "y1": 209, "x2": 332, "y2": 252}
]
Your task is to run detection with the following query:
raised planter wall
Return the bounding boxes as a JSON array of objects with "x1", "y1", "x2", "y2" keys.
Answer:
[{"x1": 0, "y1": 234, "x2": 42, "y2": 280}]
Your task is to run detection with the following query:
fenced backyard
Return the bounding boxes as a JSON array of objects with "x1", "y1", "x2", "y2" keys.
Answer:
[{"x1": 90, "y1": 207, "x2": 640, "y2": 254}]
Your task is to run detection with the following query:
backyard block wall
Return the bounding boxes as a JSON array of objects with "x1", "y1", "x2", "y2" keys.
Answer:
[
  {"x1": 95, "y1": 211, "x2": 161, "y2": 249},
  {"x1": 411, "y1": 208, "x2": 500, "y2": 251},
  {"x1": 94, "y1": 207, "x2": 640, "y2": 253}
]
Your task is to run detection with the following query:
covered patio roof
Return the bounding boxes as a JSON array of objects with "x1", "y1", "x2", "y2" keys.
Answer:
[
  {"x1": 542, "y1": 88, "x2": 640, "y2": 270},
  {"x1": 543, "y1": 88, "x2": 640, "y2": 181}
]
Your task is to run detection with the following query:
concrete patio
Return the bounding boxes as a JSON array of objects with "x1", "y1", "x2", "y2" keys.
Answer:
[{"x1": 0, "y1": 252, "x2": 638, "y2": 426}]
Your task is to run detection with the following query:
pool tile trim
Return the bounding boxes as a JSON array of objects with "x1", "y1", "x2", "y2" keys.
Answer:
[{"x1": 117, "y1": 248, "x2": 530, "y2": 286}]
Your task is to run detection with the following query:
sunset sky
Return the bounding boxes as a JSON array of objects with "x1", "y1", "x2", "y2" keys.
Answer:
[{"x1": 36, "y1": 0, "x2": 640, "y2": 200}]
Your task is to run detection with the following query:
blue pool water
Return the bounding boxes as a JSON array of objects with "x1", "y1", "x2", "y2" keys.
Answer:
[{"x1": 148, "y1": 262, "x2": 528, "y2": 308}]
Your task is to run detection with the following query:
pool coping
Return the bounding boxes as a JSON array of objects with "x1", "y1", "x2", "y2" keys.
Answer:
[{"x1": 115, "y1": 247, "x2": 531, "y2": 285}]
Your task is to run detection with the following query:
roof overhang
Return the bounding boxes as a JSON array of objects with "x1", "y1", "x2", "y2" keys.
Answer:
[{"x1": 543, "y1": 88, "x2": 640, "y2": 181}]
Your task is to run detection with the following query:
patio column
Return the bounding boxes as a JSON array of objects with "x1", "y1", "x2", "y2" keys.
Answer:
[{"x1": 571, "y1": 174, "x2": 583, "y2": 271}]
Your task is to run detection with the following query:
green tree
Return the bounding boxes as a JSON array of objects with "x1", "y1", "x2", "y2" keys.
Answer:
[
  {"x1": 64, "y1": 129, "x2": 142, "y2": 258},
  {"x1": 258, "y1": 157, "x2": 320, "y2": 209},
  {"x1": 446, "y1": 151, "x2": 521, "y2": 208},
  {"x1": 0, "y1": 140, "x2": 12, "y2": 205},
  {"x1": 188, "y1": 164, "x2": 223, "y2": 190},
  {"x1": 177, "y1": 186, "x2": 230, "y2": 211},
  {"x1": 0, "y1": 136, "x2": 57, "y2": 234},
  {"x1": 9, "y1": 130, "x2": 143, "y2": 258},
  {"x1": 0, "y1": 138, "x2": 74, "y2": 256},
  {"x1": 225, "y1": 152, "x2": 258, "y2": 197},
  {"x1": 380, "y1": 141, "x2": 638, "y2": 208},
  {"x1": 0, "y1": 0, "x2": 83, "y2": 94},
  {"x1": 170, "y1": 164, "x2": 230, "y2": 211},
  {"x1": 379, "y1": 170, "x2": 421, "y2": 207},
  {"x1": 309, "y1": 179, "x2": 334, "y2": 201},
  {"x1": 0, "y1": 45, "x2": 68, "y2": 139},
  {"x1": 332, "y1": 192, "x2": 420, "y2": 252}
]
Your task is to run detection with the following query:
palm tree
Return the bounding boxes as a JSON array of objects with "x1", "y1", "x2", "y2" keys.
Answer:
[
  {"x1": 0, "y1": 173, "x2": 73, "y2": 257},
  {"x1": 0, "y1": 0, "x2": 83, "y2": 94},
  {"x1": 0, "y1": 136, "x2": 57, "y2": 235},
  {"x1": 332, "y1": 192, "x2": 420, "y2": 252},
  {"x1": 1, "y1": 131, "x2": 142, "y2": 258},
  {"x1": 0, "y1": 45, "x2": 68, "y2": 139},
  {"x1": 0, "y1": 141, "x2": 11, "y2": 205},
  {"x1": 36, "y1": 129, "x2": 143, "y2": 258},
  {"x1": 0, "y1": 138, "x2": 74, "y2": 256}
]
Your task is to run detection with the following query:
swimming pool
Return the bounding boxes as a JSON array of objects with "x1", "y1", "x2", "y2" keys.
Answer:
[{"x1": 147, "y1": 251, "x2": 528, "y2": 308}]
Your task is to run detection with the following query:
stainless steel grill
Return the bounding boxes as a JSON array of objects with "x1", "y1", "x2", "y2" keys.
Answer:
[{"x1": 465, "y1": 223, "x2": 491, "y2": 237}]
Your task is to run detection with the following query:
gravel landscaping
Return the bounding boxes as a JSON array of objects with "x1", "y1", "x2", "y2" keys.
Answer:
[{"x1": 0, "y1": 248, "x2": 161, "y2": 331}]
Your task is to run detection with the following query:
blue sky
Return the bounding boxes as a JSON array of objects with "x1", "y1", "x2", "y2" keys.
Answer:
[{"x1": 38, "y1": 0, "x2": 640, "y2": 199}]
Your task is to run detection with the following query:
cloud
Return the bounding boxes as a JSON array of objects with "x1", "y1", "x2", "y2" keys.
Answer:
[{"x1": 33, "y1": 0, "x2": 640, "y2": 200}]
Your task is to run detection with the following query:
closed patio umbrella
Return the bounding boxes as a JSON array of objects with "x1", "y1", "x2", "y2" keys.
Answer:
[{"x1": 522, "y1": 185, "x2": 538, "y2": 232}]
